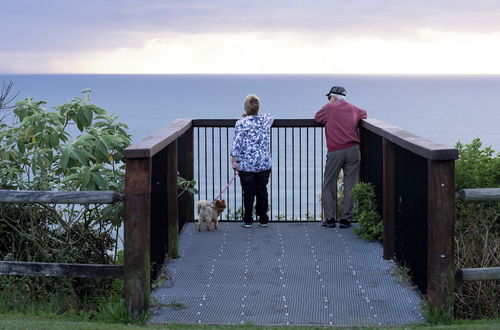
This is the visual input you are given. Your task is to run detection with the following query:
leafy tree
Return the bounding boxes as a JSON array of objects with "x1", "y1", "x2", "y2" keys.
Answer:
[{"x1": 0, "y1": 90, "x2": 131, "y2": 312}]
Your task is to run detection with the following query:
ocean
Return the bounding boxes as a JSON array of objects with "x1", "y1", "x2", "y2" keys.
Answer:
[
  {"x1": 2, "y1": 74, "x2": 499, "y2": 239},
  {"x1": 2, "y1": 74, "x2": 500, "y2": 151}
]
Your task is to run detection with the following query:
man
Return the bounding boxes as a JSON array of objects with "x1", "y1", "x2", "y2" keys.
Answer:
[{"x1": 314, "y1": 86, "x2": 367, "y2": 228}]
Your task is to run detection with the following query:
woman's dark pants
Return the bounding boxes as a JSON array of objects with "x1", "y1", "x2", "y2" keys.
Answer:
[{"x1": 239, "y1": 169, "x2": 271, "y2": 224}]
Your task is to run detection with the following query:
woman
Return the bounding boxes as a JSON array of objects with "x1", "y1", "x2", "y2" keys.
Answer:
[{"x1": 231, "y1": 95, "x2": 274, "y2": 228}]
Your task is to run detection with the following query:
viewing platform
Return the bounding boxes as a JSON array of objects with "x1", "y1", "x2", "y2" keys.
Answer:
[{"x1": 150, "y1": 222, "x2": 423, "y2": 326}]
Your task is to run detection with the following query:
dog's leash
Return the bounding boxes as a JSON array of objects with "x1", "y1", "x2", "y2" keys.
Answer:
[{"x1": 212, "y1": 172, "x2": 238, "y2": 202}]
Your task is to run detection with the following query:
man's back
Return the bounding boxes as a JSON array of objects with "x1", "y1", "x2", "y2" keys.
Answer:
[{"x1": 314, "y1": 100, "x2": 367, "y2": 152}]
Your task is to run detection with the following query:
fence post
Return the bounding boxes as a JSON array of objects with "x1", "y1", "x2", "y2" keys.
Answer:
[
  {"x1": 124, "y1": 158, "x2": 151, "y2": 317},
  {"x1": 178, "y1": 127, "x2": 194, "y2": 228},
  {"x1": 166, "y1": 140, "x2": 179, "y2": 258},
  {"x1": 427, "y1": 159, "x2": 455, "y2": 315},
  {"x1": 382, "y1": 138, "x2": 395, "y2": 260}
]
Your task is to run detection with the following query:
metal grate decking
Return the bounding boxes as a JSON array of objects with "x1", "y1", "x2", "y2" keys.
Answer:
[{"x1": 151, "y1": 222, "x2": 424, "y2": 326}]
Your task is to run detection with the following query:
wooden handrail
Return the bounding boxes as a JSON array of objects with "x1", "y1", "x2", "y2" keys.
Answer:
[
  {"x1": 361, "y1": 118, "x2": 458, "y2": 160},
  {"x1": 0, "y1": 190, "x2": 123, "y2": 204},
  {"x1": 124, "y1": 119, "x2": 192, "y2": 158}
]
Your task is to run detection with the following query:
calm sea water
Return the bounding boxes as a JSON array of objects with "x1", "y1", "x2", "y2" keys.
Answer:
[
  {"x1": 2, "y1": 74, "x2": 499, "y2": 235},
  {"x1": 2, "y1": 74, "x2": 500, "y2": 151}
]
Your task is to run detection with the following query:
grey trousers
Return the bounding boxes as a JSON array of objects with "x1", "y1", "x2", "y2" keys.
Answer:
[{"x1": 322, "y1": 146, "x2": 360, "y2": 222}]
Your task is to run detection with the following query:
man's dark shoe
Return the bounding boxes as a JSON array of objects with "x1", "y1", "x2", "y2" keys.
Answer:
[
  {"x1": 325, "y1": 218, "x2": 336, "y2": 228},
  {"x1": 339, "y1": 219, "x2": 352, "y2": 228}
]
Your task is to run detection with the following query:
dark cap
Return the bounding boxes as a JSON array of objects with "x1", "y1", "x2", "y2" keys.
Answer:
[{"x1": 325, "y1": 86, "x2": 347, "y2": 97}]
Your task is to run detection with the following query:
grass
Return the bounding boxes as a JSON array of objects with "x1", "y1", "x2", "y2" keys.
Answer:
[{"x1": 1, "y1": 314, "x2": 500, "y2": 330}]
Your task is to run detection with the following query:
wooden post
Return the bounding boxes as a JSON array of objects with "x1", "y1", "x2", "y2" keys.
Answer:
[
  {"x1": 382, "y1": 138, "x2": 395, "y2": 260},
  {"x1": 124, "y1": 158, "x2": 151, "y2": 317},
  {"x1": 178, "y1": 127, "x2": 194, "y2": 228},
  {"x1": 427, "y1": 160, "x2": 455, "y2": 314},
  {"x1": 166, "y1": 140, "x2": 179, "y2": 258}
]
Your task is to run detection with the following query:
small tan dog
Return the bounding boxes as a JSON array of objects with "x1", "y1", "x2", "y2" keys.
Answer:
[{"x1": 196, "y1": 199, "x2": 226, "y2": 231}]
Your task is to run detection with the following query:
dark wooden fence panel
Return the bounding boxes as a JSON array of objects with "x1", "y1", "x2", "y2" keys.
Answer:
[
  {"x1": 150, "y1": 146, "x2": 169, "y2": 279},
  {"x1": 359, "y1": 128, "x2": 384, "y2": 220},
  {"x1": 177, "y1": 127, "x2": 195, "y2": 229},
  {"x1": 394, "y1": 144, "x2": 428, "y2": 293}
]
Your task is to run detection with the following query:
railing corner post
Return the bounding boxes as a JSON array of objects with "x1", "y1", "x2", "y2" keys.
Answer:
[
  {"x1": 123, "y1": 157, "x2": 152, "y2": 317},
  {"x1": 427, "y1": 159, "x2": 455, "y2": 316}
]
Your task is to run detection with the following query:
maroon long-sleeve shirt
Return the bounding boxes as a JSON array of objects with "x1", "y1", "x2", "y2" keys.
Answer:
[{"x1": 314, "y1": 100, "x2": 367, "y2": 152}]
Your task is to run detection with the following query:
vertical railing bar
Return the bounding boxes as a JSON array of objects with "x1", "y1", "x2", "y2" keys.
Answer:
[
  {"x1": 233, "y1": 128, "x2": 236, "y2": 220},
  {"x1": 270, "y1": 127, "x2": 273, "y2": 221},
  {"x1": 204, "y1": 127, "x2": 208, "y2": 200},
  {"x1": 314, "y1": 127, "x2": 317, "y2": 221},
  {"x1": 197, "y1": 127, "x2": 200, "y2": 200},
  {"x1": 219, "y1": 127, "x2": 222, "y2": 219},
  {"x1": 306, "y1": 127, "x2": 309, "y2": 221},
  {"x1": 321, "y1": 127, "x2": 324, "y2": 220},
  {"x1": 212, "y1": 127, "x2": 215, "y2": 200},
  {"x1": 277, "y1": 127, "x2": 280, "y2": 220},
  {"x1": 284, "y1": 127, "x2": 287, "y2": 221},
  {"x1": 226, "y1": 127, "x2": 230, "y2": 220},
  {"x1": 292, "y1": 127, "x2": 295, "y2": 221},
  {"x1": 299, "y1": 127, "x2": 302, "y2": 220}
]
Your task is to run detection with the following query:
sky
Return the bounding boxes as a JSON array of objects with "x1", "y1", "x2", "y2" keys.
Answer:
[{"x1": 2, "y1": 0, "x2": 500, "y2": 74}]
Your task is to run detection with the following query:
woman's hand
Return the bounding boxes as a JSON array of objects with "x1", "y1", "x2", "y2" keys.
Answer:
[{"x1": 231, "y1": 156, "x2": 240, "y2": 171}]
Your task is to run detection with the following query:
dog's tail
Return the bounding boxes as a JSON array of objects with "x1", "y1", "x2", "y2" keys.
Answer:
[{"x1": 197, "y1": 200, "x2": 210, "y2": 213}]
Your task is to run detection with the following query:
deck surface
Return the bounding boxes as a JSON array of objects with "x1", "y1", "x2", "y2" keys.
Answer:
[{"x1": 151, "y1": 222, "x2": 423, "y2": 326}]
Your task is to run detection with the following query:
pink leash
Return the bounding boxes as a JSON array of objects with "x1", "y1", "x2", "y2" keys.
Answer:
[{"x1": 212, "y1": 172, "x2": 238, "y2": 202}]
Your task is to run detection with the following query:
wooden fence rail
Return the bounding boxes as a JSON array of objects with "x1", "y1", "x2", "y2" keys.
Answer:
[
  {"x1": 0, "y1": 191, "x2": 123, "y2": 279},
  {"x1": 0, "y1": 190, "x2": 124, "y2": 204},
  {"x1": 455, "y1": 187, "x2": 500, "y2": 282},
  {"x1": 456, "y1": 267, "x2": 500, "y2": 281},
  {"x1": 456, "y1": 188, "x2": 500, "y2": 202},
  {"x1": 0, "y1": 261, "x2": 123, "y2": 278}
]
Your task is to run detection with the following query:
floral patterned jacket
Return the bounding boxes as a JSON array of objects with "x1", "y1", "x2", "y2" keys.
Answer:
[{"x1": 231, "y1": 113, "x2": 274, "y2": 172}]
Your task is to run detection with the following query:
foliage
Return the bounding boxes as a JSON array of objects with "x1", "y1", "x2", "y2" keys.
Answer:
[
  {"x1": 455, "y1": 138, "x2": 500, "y2": 189},
  {"x1": 0, "y1": 91, "x2": 130, "y2": 314},
  {"x1": 352, "y1": 182, "x2": 383, "y2": 242},
  {"x1": 454, "y1": 139, "x2": 500, "y2": 320},
  {"x1": 0, "y1": 80, "x2": 18, "y2": 122},
  {"x1": 422, "y1": 300, "x2": 453, "y2": 325},
  {"x1": 177, "y1": 176, "x2": 198, "y2": 197}
]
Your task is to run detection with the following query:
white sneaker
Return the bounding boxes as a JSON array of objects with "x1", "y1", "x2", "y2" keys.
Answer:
[
  {"x1": 258, "y1": 223, "x2": 268, "y2": 227},
  {"x1": 241, "y1": 223, "x2": 252, "y2": 228}
]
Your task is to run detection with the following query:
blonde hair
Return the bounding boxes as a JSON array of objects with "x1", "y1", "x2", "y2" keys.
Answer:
[{"x1": 244, "y1": 94, "x2": 260, "y2": 116}]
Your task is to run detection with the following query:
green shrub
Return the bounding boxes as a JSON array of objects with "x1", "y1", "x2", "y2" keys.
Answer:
[
  {"x1": 455, "y1": 138, "x2": 500, "y2": 189},
  {"x1": 0, "y1": 90, "x2": 130, "y2": 315},
  {"x1": 454, "y1": 139, "x2": 500, "y2": 320},
  {"x1": 352, "y1": 181, "x2": 383, "y2": 242}
]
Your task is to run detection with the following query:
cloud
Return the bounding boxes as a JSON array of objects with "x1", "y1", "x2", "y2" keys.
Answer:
[{"x1": 2, "y1": 0, "x2": 500, "y2": 53}]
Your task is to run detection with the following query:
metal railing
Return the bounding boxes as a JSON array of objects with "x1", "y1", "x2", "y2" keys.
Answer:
[
  {"x1": 120, "y1": 117, "x2": 459, "y2": 316},
  {"x1": 192, "y1": 119, "x2": 326, "y2": 221}
]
